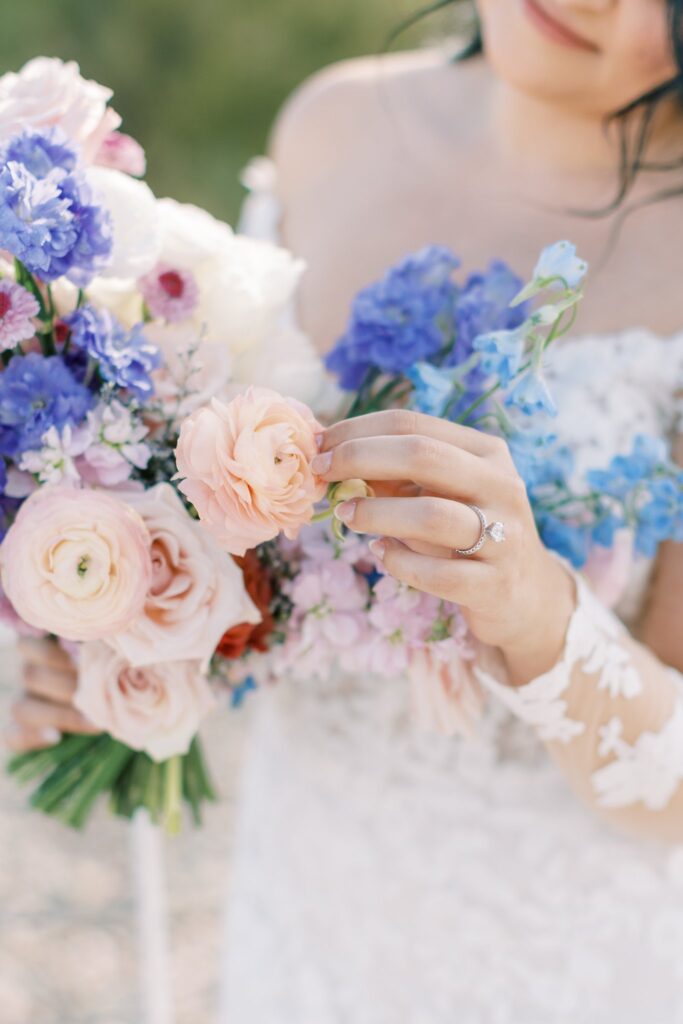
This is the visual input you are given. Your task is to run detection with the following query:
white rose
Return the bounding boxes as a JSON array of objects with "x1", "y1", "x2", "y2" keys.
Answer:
[
  {"x1": 229, "y1": 324, "x2": 342, "y2": 416},
  {"x1": 156, "y1": 198, "x2": 235, "y2": 269},
  {"x1": 87, "y1": 168, "x2": 162, "y2": 279},
  {"x1": 111, "y1": 484, "x2": 260, "y2": 667},
  {"x1": 200, "y1": 235, "x2": 305, "y2": 352},
  {"x1": 0, "y1": 57, "x2": 120, "y2": 156},
  {"x1": 75, "y1": 643, "x2": 214, "y2": 761}
]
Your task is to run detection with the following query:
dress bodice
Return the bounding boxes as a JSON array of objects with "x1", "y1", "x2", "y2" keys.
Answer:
[{"x1": 220, "y1": 163, "x2": 683, "y2": 1024}]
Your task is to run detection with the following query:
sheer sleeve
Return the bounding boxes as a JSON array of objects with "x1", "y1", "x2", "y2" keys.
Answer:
[{"x1": 475, "y1": 568, "x2": 683, "y2": 835}]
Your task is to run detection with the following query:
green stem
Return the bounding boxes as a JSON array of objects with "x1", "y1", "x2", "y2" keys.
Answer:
[{"x1": 162, "y1": 756, "x2": 183, "y2": 836}]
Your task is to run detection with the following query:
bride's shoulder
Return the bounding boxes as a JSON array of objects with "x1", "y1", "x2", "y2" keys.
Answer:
[{"x1": 271, "y1": 48, "x2": 483, "y2": 190}]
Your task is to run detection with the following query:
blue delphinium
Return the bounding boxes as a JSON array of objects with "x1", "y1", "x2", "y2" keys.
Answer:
[
  {"x1": 450, "y1": 260, "x2": 527, "y2": 359},
  {"x1": 533, "y1": 241, "x2": 588, "y2": 290},
  {"x1": 635, "y1": 476, "x2": 683, "y2": 556},
  {"x1": 0, "y1": 352, "x2": 94, "y2": 458},
  {"x1": 65, "y1": 305, "x2": 161, "y2": 398},
  {"x1": 586, "y1": 435, "x2": 668, "y2": 500},
  {"x1": 473, "y1": 326, "x2": 527, "y2": 388},
  {"x1": 0, "y1": 129, "x2": 112, "y2": 284},
  {"x1": 325, "y1": 245, "x2": 460, "y2": 388},
  {"x1": 407, "y1": 362, "x2": 461, "y2": 417},
  {"x1": 537, "y1": 514, "x2": 591, "y2": 569},
  {"x1": 505, "y1": 368, "x2": 557, "y2": 417}
]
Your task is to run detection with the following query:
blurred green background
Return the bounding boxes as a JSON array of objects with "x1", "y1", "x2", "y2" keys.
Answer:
[{"x1": 0, "y1": 0, "x2": 454, "y2": 223}]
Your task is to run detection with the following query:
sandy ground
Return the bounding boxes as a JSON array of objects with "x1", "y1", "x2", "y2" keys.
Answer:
[{"x1": 0, "y1": 631, "x2": 249, "y2": 1024}]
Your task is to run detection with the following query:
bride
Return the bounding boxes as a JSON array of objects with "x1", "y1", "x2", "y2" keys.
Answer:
[{"x1": 10, "y1": 1, "x2": 683, "y2": 1020}]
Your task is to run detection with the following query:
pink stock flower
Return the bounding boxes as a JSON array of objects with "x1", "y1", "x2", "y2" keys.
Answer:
[
  {"x1": 75, "y1": 643, "x2": 214, "y2": 761},
  {"x1": 0, "y1": 280, "x2": 40, "y2": 350},
  {"x1": 582, "y1": 531, "x2": 634, "y2": 610},
  {"x1": 94, "y1": 130, "x2": 146, "y2": 176},
  {"x1": 138, "y1": 263, "x2": 199, "y2": 323},
  {"x1": 0, "y1": 486, "x2": 152, "y2": 641},
  {"x1": 175, "y1": 388, "x2": 326, "y2": 556},
  {"x1": 408, "y1": 645, "x2": 485, "y2": 739}
]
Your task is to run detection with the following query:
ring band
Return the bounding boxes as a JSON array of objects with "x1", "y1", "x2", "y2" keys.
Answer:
[{"x1": 453, "y1": 504, "x2": 506, "y2": 557}]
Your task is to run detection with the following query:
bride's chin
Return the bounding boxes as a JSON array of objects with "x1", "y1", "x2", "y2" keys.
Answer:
[{"x1": 478, "y1": 2, "x2": 606, "y2": 115}]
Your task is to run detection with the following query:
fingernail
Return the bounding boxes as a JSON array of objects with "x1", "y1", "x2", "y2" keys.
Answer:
[
  {"x1": 314, "y1": 433, "x2": 325, "y2": 450},
  {"x1": 368, "y1": 539, "x2": 386, "y2": 562},
  {"x1": 311, "y1": 451, "x2": 332, "y2": 475},
  {"x1": 334, "y1": 500, "x2": 357, "y2": 524},
  {"x1": 40, "y1": 727, "x2": 61, "y2": 745}
]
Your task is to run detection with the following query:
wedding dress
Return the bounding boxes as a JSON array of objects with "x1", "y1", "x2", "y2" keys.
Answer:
[{"x1": 220, "y1": 164, "x2": 683, "y2": 1024}]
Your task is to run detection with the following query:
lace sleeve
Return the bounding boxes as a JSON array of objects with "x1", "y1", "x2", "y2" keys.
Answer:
[{"x1": 475, "y1": 572, "x2": 683, "y2": 819}]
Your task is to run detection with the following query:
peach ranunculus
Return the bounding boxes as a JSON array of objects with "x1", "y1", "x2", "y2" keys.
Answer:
[
  {"x1": 175, "y1": 387, "x2": 326, "y2": 556},
  {"x1": 0, "y1": 486, "x2": 152, "y2": 642},
  {"x1": 110, "y1": 484, "x2": 260, "y2": 667},
  {"x1": 75, "y1": 643, "x2": 214, "y2": 761},
  {"x1": 0, "y1": 57, "x2": 121, "y2": 158}
]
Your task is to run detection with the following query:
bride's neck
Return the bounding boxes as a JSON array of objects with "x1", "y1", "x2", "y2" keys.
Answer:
[{"x1": 490, "y1": 78, "x2": 683, "y2": 190}]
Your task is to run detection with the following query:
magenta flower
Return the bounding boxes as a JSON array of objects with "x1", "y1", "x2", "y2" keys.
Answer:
[
  {"x1": 0, "y1": 279, "x2": 40, "y2": 350},
  {"x1": 138, "y1": 263, "x2": 199, "y2": 323}
]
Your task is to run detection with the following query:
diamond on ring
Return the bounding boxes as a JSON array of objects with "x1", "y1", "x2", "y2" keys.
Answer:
[
  {"x1": 453, "y1": 505, "x2": 506, "y2": 557},
  {"x1": 486, "y1": 521, "x2": 506, "y2": 544}
]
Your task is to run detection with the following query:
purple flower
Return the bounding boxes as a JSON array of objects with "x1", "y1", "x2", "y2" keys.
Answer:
[
  {"x1": 4, "y1": 128, "x2": 78, "y2": 178},
  {"x1": 449, "y1": 261, "x2": 527, "y2": 362},
  {"x1": 326, "y1": 246, "x2": 460, "y2": 389},
  {"x1": 65, "y1": 305, "x2": 161, "y2": 398},
  {"x1": 0, "y1": 352, "x2": 94, "y2": 458},
  {"x1": 0, "y1": 162, "x2": 77, "y2": 278},
  {"x1": 0, "y1": 280, "x2": 40, "y2": 350},
  {"x1": 0, "y1": 129, "x2": 113, "y2": 284}
]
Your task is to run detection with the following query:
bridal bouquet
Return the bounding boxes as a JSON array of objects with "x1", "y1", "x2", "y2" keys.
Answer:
[
  {"x1": 3, "y1": 58, "x2": 681, "y2": 834},
  {"x1": 0, "y1": 58, "x2": 329, "y2": 831}
]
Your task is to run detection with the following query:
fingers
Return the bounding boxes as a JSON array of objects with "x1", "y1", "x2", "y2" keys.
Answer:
[
  {"x1": 23, "y1": 663, "x2": 77, "y2": 704},
  {"x1": 336, "y1": 496, "x2": 487, "y2": 555},
  {"x1": 322, "y1": 410, "x2": 498, "y2": 459},
  {"x1": 3, "y1": 723, "x2": 62, "y2": 753},
  {"x1": 10, "y1": 696, "x2": 100, "y2": 737},
  {"x1": 18, "y1": 637, "x2": 74, "y2": 673},
  {"x1": 313, "y1": 435, "x2": 501, "y2": 502},
  {"x1": 369, "y1": 537, "x2": 492, "y2": 604}
]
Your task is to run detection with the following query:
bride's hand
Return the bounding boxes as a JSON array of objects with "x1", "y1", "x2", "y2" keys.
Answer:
[
  {"x1": 5, "y1": 638, "x2": 99, "y2": 752},
  {"x1": 313, "y1": 410, "x2": 576, "y2": 682}
]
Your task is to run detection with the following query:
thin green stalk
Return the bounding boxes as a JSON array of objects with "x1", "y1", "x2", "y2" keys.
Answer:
[{"x1": 162, "y1": 756, "x2": 183, "y2": 836}]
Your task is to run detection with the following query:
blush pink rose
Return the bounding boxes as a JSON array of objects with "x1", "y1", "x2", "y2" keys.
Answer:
[
  {"x1": 111, "y1": 484, "x2": 260, "y2": 668},
  {"x1": 75, "y1": 643, "x2": 214, "y2": 761},
  {"x1": 0, "y1": 57, "x2": 121, "y2": 157},
  {"x1": 0, "y1": 486, "x2": 152, "y2": 642},
  {"x1": 175, "y1": 387, "x2": 326, "y2": 556},
  {"x1": 94, "y1": 131, "x2": 146, "y2": 177}
]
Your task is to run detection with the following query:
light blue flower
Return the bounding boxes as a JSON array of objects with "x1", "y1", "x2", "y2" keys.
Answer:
[
  {"x1": 505, "y1": 369, "x2": 557, "y2": 417},
  {"x1": 407, "y1": 362, "x2": 461, "y2": 417},
  {"x1": 538, "y1": 514, "x2": 590, "y2": 568},
  {"x1": 533, "y1": 241, "x2": 588, "y2": 290},
  {"x1": 473, "y1": 326, "x2": 526, "y2": 387}
]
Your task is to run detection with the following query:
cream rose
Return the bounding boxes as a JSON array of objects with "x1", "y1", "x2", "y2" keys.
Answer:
[
  {"x1": 175, "y1": 387, "x2": 325, "y2": 556},
  {"x1": 0, "y1": 57, "x2": 121, "y2": 156},
  {"x1": 111, "y1": 484, "x2": 260, "y2": 667},
  {"x1": 75, "y1": 643, "x2": 214, "y2": 761},
  {"x1": 0, "y1": 486, "x2": 152, "y2": 641}
]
